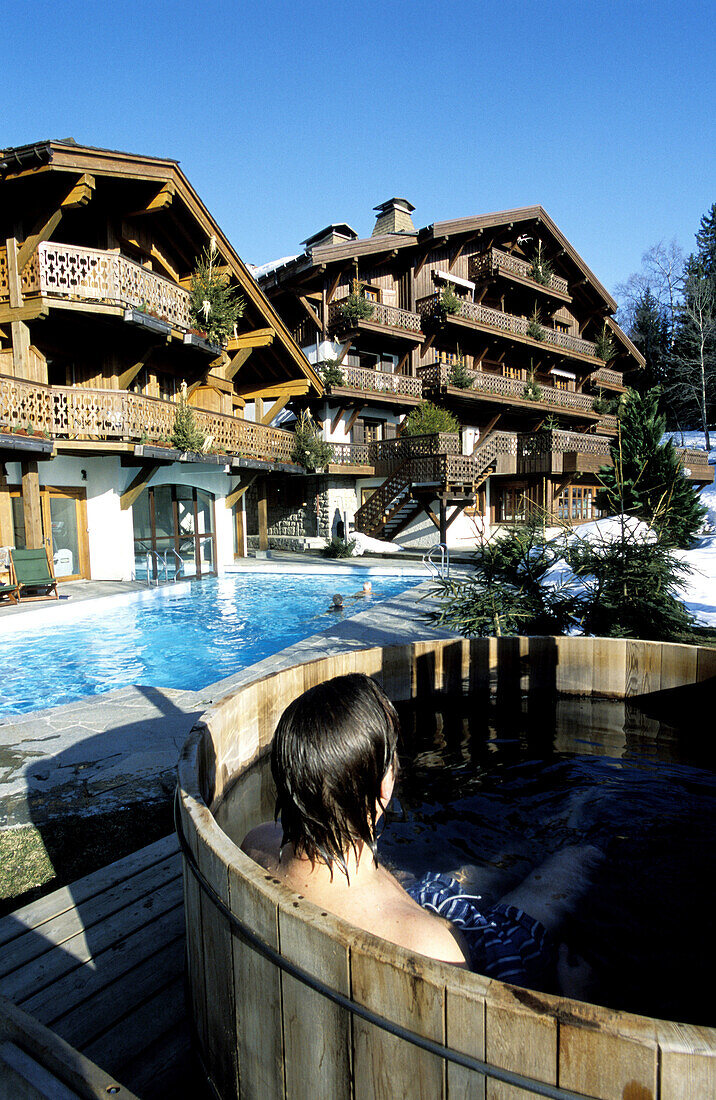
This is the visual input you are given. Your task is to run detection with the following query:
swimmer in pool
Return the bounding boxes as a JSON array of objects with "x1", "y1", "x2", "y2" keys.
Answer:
[
  {"x1": 242, "y1": 674, "x2": 602, "y2": 988},
  {"x1": 327, "y1": 593, "x2": 344, "y2": 612},
  {"x1": 352, "y1": 581, "x2": 373, "y2": 599}
]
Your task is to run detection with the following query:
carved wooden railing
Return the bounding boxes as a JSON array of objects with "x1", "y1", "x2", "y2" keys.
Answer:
[
  {"x1": 518, "y1": 430, "x2": 612, "y2": 458},
  {"x1": 327, "y1": 442, "x2": 373, "y2": 466},
  {"x1": 418, "y1": 294, "x2": 598, "y2": 359},
  {"x1": 328, "y1": 364, "x2": 423, "y2": 398},
  {"x1": 0, "y1": 242, "x2": 193, "y2": 329},
  {"x1": 418, "y1": 362, "x2": 597, "y2": 414},
  {"x1": 328, "y1": 300, "x2": 423, "y2": 334},
  {"x1": 469, "y1": 247, "x2": 570, "y2": 295},
  {"x1": 595, "y1": 414, "x2": 618, "y2": 433},
  {"x1": 587, "y1": 367, "x2": 625, "y2": 389},
  {"x1": 472, "y1": 430, "x2": 519, "y2": 476},
  {"x1": 0, "y1": 375, "x2": 296, "y2": 463}
]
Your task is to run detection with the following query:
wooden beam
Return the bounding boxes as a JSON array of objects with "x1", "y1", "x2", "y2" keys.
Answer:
[
  {"x1": 5, "y1": 239, "x2": 23, "y2": 308},
  {"x1": 397, "y1": 350, "x2": 411, "y2": 374},
  {"x1": 261, "y1": 396, "x2": 289, "y2": 424},
  {"x1": 257, "y1": 479, "x2": 269, "y2": 551},
  {"x1": 14, "y1": 174, "x2": 94, "y2": 274},
  {"x1": 118, "y1": 346, "x2": 154, "y2": 390},
  {"x1": 224, "y1": 347, "x2": 252, "y2": 380},
  {"x1": 225, "y1": 473, "x2": 258, "y2": 509},
  {"x1": 0, "y1": 467, "x2": 13, "y2": 546},
  {"x1": 422, "y1": 502, "x2": 441, "y2": 531},
  {"x1": 149, "y1": 244, "x2": 181, "y2": 284},
  {"x1": 21, "y1": 460, "x2": 43, "y2": 548},
  {"x1": 225, "y1": 327, "x2": 275, "y2": 351},
  {"x1": 331, "y1": 405, "x2": 347, "y2": 434},
  {"x1": 326, "y1": 266, "x2": 347, "y2": 304},
  {"x1": 11, "y1": 320, "x2": 31, "y2": 376},
  {"x1": 297, "y1": 296, "x2": 322, "y2": 329},
  {"x1": 120, "y1": 463, "x2": 161, "y2": 510},
  {"x1": 60, "y1": 173, "x2": 95, "y2": 210},
  {"x1": 335, "y1": 339, "x2": 352, "y2": 365},
  {"x1": 234, "y1": 379, "x2": 310, "y2": 399},
  {"x1": 344, "y1": 405, "x2": 364, "y2": 435},
  {"x1": 128, "y1": 181, "x2": 176, "y2": 217}
]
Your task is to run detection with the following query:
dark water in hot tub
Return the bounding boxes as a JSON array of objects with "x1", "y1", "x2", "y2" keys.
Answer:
[
  {"x1": 219, "y1": 692, "x2": 716, "y2": 1025},
  {"x1": 381, "y1": 693, "x2": 716, "y2": 1025}
]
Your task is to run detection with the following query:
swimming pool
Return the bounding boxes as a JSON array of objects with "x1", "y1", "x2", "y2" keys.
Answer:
[{"x1": 0, "y1": 570, "x2": 423, "y2": 716}]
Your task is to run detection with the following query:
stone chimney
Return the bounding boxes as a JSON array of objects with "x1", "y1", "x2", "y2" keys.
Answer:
[{"x1": 372, "y1": 198, "x2": 416, "y2": 236}]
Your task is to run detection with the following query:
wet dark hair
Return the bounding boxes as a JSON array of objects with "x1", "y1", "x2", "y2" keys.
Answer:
[{"x1": 271, "y1": 673, "x2": 400, "y2": 876}]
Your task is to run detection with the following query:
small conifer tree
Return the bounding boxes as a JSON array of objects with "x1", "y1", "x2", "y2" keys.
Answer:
[
  {"x1": 439, "y1": 282, "x2": 463, "y2": 316},
  {"x1": 596, "y1": 387, "x2": 706, "y2": 547},
  {"x1": 189, "y1": 238, "x2": 245, "y2": 346},
  {"x1": 448, "y1": 350, "x2": 473, "y2": 389},
  {"x1": 171, "y1": 382, "x2": 206, "y2": 453},
  {"x1": 526, "y1": 307, "x2": 545, "y2": 341},
  {"x1": 290, "y1": 410, "x2": 333, "y2": 470},
  {"x1": 403, "y1": 401, "x2": 459, "y2": 436}
]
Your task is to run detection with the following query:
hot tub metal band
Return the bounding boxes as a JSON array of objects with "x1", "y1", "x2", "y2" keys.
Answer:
[{"x1": 175, "y1": 790, "x2": 601, "y2": 1100}]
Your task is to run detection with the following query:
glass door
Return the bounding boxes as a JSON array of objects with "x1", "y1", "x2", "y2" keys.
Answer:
[
  {"x1": 9, "y1": 487, "x2": 89, "y2": 581},
  {"x1": 132, "y1": 485, "x2": 217, "y2": 581}
]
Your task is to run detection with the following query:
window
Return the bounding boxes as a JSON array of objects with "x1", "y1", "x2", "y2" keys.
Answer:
[
  {"x1": 556, "y1": 485, "x2": 597, "y2": 523},
  {"x1": 496, "y1": 486, "x2": 530, "y2": 523},
  {"x1": 358, "y1": 351, "x2": 379, "y2": 371},
  {"x1": 554, "y1": 321, "x2": 570, "y2": 334},
  {"x1": 352, "y1": 417, "x2": 387, "y2": 445},
  {"x1": 552, "y1": 377, "x2": 570, "y2": 390},
  {"x1": 502, "y1": 364, "x2": 522, "y2": 380},
  {"x1": 361, "y1": 284, "x2": 380, "y2": 302},
  {"x1": 436, "y1": 349, "x2": 462, "y2": 366}
]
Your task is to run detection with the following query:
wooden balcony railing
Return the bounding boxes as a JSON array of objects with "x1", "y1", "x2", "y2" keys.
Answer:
[
  {"x1": 519, "y1": 430, "x2": 612, "y2": 458},
  {"x1": 0, "y1": 375, "x2": 296, "y2": 464},
  {"x1": 418, "y1": 294, "x2": 599, "y2": 359},
  {"x1": 0, "y1": 242, "x2": 193, "y2": 329},
  {"x1": 329, "y1": 364, "x2": 423, "y2": 399},
  {"x1": 587, "y1": 367, "x2": 625, "y2": 390},
  {"x1": 327, "y1": 432, "x2": 461, "y2": 473},
  {"x1": 417, "y1": 363, "x2": 597, "y2": 415},
  {"x1": 328, "y1": 300, "x2": 423, "y2": 335},
  {"x1": 327, "y1": 442, "x2": 373, "y2": 467},
  {"x1": 469, "y1": 247, "x2": 570, "y2": 296}
]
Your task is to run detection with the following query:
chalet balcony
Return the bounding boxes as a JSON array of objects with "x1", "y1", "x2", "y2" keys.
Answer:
[
  {"x1": 517, "y1": 430, "x2": 612, "y2": 475},
  {"x1": 675, "y1": 448, "x2": 715, "y2": 484},
  {"x1": 327, "y1": 300, "x2": 424, "y2": 342},
  {"x1": 324, "y1": 363, "x2": 423, "y2": 404},
  {"x1": 417, "y1": 362, "x2": 599, "y2": 420},
  {"x1": 1, "y1": 241, "x2": 193, "y2": 331},
  {"x1": 418, "y1": 294, "x2": 601, "y2": 363},
  {"x1": 0, "y1": 374, "x2": 296, "y2": 465},
  {"x1": 586, "y1": 367, "x2": 626, "y2": 392},
  {"x1": 326, "y1": 431, "x2": 461, "y2": 476},
  {"x1": 469, "y1": 247, "x2": 571, "y2": 299}
]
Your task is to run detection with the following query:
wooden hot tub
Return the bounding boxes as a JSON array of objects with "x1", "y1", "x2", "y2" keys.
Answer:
[{"x1": 177, "y1": 637, "x2": 716, "y2": 1099}]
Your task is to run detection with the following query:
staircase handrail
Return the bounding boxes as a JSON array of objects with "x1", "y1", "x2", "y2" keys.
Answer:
[
  {"x1": 353, "y1": 455, "x2": 414, "y2": 533},
  {"x1": 471, "y1": 430, "x2": 518, "y2": 476}
]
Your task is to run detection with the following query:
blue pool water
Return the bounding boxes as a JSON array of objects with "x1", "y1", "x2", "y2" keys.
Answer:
[{"x1": 0, "y1": 571, "x2": 422, "y2": 716}]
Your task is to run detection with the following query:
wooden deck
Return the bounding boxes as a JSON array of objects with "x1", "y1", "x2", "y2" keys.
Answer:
[{"x1": 0, "y1": 834, "x2": 207, "y2": 1099}]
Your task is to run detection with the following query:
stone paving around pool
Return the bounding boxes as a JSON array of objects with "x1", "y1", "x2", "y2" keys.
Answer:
[{"x1": 0, "y1": 575, "x2": 460, "y2": 829}]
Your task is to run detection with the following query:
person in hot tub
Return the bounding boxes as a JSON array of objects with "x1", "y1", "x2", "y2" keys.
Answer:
[{"x1": 241, "y1": 673, "x2": 599, "y2": 992}]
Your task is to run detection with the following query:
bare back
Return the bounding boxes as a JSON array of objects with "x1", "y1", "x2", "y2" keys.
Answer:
[{"x1": 242, "y1": 822, "x2": 468, "y2": 968}]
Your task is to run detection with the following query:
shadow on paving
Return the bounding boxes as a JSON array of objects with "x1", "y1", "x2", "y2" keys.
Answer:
[{"x1": 0, "y1": 685, "x2": 211, "y2": 1098}]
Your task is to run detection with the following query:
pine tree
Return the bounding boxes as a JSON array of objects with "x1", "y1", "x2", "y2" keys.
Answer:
[
  {"x1": 596, "y1": 388, "x2": 706, "y2": 547},
  {"x1": 171, "y1": 383, "x2": 206, "y2": 453},
  {"x1": 695, "y1": 202, "x2": 716, "y2": 279},
  {"x1": 630, "y1": 288, "x2": 671, "y2": 391},
  {"x1": 671, "y1": 268, "x2": 716, "y2": 447},
  {"x1": 189, "y1": 240, "x2": 245, "y2": 346},
  {"x1": 404, "y1": 401, "x2": 459, "y2": 435}
]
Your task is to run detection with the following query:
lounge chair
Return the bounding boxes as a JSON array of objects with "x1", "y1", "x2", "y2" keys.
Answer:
[
  {"x1": 0, "y1": 547, "x2": 19, "y2": 605},
  {"x1": 10, "y1": 547, "x2": 59, "y2": 602}
]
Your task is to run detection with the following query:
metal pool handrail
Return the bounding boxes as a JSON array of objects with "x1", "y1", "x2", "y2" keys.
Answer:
[
  {"x1": 423, "y1": 541, "x2": 450, "y2": 580},
  {"x1": 174, "y1": 789, "x2": 599, "y2": 1100}
]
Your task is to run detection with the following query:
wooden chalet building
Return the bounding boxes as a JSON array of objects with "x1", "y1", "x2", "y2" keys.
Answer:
[
  {"x1": 258, "y1": 199, "x2": 712, "y2": 549},
  {"x1": 0, "y1": 139, "x2": 322, "y2": 581}
]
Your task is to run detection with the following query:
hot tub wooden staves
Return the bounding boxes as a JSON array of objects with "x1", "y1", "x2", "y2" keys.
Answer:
[{"x1": 178, "y1": 636, "x2": 716, "y2": 1100}]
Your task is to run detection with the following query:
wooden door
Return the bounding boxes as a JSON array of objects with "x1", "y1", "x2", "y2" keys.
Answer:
[{"x1": 42, "y1": 487, "x2": 90, "y2": 581}]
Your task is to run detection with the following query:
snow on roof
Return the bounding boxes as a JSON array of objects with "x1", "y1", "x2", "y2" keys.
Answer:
[{"x1": 248, "y1": 255, "x2": 300, "y2": 280}]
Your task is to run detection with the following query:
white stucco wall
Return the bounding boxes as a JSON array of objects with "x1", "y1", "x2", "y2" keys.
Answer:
[{"x1": 7, "y1": 454, "x2": 238, "y2": 582}]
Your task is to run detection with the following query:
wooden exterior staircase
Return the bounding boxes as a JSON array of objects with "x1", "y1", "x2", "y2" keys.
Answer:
[{"x1": 354, "y1": 430, "x2": 517, "y2": 540}]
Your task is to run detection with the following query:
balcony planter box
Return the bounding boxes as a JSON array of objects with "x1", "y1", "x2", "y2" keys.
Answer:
[
  {"x1": 182, "y1": 332, "x2": 223, "y2": 356},
  {"x1": 123, "y1": 308, "x2": 172, "y2": 336}
]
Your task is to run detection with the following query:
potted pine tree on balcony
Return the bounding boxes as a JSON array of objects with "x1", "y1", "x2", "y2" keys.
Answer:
[{"x1": 188, "y1": 237, "x2": 245, "y2": 349}]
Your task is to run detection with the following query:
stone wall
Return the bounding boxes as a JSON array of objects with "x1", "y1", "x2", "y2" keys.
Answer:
[
  {"x1": 245, "y1": 477, "x2": 318, "y2": 540},
  {"x1": 317, "y1": 478, "x2": 359, "y2": 539}
]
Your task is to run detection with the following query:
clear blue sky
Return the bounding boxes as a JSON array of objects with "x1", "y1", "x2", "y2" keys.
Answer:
[{"x1": 4, "y1": 0, "x2": 714, "y2": 298}]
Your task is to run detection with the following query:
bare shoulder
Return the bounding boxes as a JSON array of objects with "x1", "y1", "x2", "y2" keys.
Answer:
[
  {"x1": 406, "y1": 907, "x2": 470, "y2": 968},
  {"x1": 241, "y1": 821, "x2": 282, "y2": 872}
]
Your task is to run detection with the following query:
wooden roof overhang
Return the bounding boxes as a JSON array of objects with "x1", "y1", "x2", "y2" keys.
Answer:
[
  {"x1": 0, "y1": 140, "x2": 323, "y2": 402},
  {"x1": 258, "y1": 232, "x2": 419, "y2": 294},
  {"x1": 420, "y1": 206, "x2": 618, "y2": 313}
]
